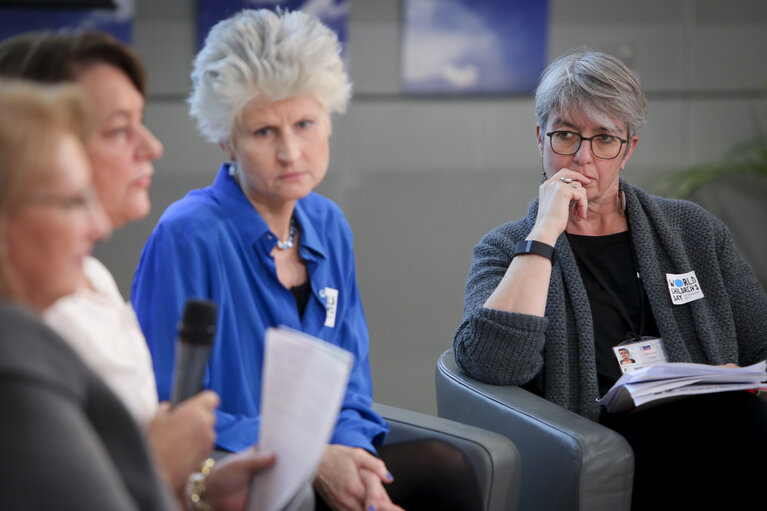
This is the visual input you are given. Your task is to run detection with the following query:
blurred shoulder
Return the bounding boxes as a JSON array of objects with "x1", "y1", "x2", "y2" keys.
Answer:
[
  {"x1": 156, "y1": 186, "x2": 220, "y2": 229},
  {"x1": 0, "y1": 301, "x2": 88, "y2": 392},
  {"x1": 145, "y1": 186, "x2": 232, "y2": 253}
]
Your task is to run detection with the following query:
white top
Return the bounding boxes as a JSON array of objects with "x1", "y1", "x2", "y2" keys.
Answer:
[{"x1": 44, "y1": 257, "x2": 158, "y2": 427}]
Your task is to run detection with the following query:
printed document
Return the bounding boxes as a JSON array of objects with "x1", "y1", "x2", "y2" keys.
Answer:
[
  {"x1": 247, "y1": 327, "x2": 353, "y2": 511},
  {"x1": 598, "y1": 360, "x2": 767, "y2": 413}
]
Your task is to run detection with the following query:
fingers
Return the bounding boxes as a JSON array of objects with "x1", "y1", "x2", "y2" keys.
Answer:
[
  {"x1": 219, "y1": 448, "x2": 277, "y2": 472},
  {"x1": 211, "y1": 449, "x2": 276, "y2": 484},
  {"x1": 361, "y1": 469, "x2": 403, "y2": 511},
  {"x1": 553, "y1": 169, "x2": 590, "y2": 187},
  {"x1": 570, "y1": 184, "x2": 588, "y2": 220},
  {"x1": 551, "y1": 170, "x2": 588, "y2": 220},
  {"x1": 204, "y1": 450, "x2": 276, "y2": 511},
  {"x1": 174, "y1": 391, "x2": 219, "y2": 426},
  {"x1": 242, "y1": 450, "x2": 277, "y2": 472},
  {"x1": 353, "y1": 449, "x2": 393, "y2": 484},
  {"x1": 534, "y1": 169, "x2": 589, "y2": 238},
  {"x1": 189, "y1": 389, "x2": 220, "y2": 409},
  {"x1": 170, "y1": 390, "x2": 219, "y2": 461},
  {"x1": 314, "y1": 445, "x2": 367, "y2": 511},
  {"x1": 155, "y1": 401, "x2": 171, "y2": 416}
]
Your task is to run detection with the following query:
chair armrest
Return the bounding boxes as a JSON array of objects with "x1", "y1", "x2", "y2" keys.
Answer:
[
  {"x1": 374, "y1": 403, "x2": 520, "y2": 511},
  {"x1": 436, "y1": 349, "x2": 633, "y2": 511}
]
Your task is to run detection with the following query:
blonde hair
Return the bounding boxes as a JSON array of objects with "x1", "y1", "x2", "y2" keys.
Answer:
[
  {"x1": 0, "y1": 79, "x2": 94, "y2": 296},
  {"x1": 189, "y1": 8, "x2": 351, "y2": 144}
]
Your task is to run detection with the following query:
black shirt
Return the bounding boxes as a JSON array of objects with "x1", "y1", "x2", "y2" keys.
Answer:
[
  {"x1": 290, "y1": 281, "x2": 311, "y2": 318},
  {"x1": 567, "y1": 231, "x2": 660, "y2": 395}
]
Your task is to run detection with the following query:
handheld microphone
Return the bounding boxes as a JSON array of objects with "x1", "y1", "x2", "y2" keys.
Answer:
[{"x1": 170, "y1": 298, "x2": 217, "y2": 406}]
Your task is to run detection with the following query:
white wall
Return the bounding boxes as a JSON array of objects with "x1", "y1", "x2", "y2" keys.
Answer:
[{"x1": 96, "y1": 0, "x2": 767, "y2": 415}]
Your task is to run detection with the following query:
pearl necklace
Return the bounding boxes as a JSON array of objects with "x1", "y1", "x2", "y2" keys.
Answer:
[{"x1": 276, "y1": 216, "x2": 297, "y2": 250}]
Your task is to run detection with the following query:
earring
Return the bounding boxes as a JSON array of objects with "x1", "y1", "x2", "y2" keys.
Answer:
[{"x1": 228, "y1": 161, "x2": 238, "y2": 175}]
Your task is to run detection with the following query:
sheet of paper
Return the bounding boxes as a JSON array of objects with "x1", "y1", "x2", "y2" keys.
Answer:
[
  {"x1": 632, "y1": 382, "x2": 763, "y2": 408},
  {"x1": 598, "y1": 360, "x2": 767, "y2": 413},
  {"x1": 247, "y1": 327, "x2": 353, "y2": 511},
  {"x1": 616, "y1": 360, "x2": 766, "y2": 385},
  {"x1": 625, "y1": 376, "x2": 705, "y2": 398}
]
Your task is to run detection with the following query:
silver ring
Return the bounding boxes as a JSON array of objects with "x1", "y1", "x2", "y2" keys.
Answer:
[
  {"x1": 572, "y1": 181, "x2": 580, "y2": 188},
  {"x1": 559, "y1": 177, "x2": 574, "y2": 183}
]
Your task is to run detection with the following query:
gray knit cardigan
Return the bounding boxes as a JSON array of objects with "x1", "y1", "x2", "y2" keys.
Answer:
[{"x1": 453, "y1": 181, "x2": 767, "y2": 421}]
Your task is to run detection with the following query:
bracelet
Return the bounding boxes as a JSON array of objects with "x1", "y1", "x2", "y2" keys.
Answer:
[
  {"x1": 512, "y1": 239, "x2": 557, "y2": 264},
  {"x1": 187, "y1": 458, "x2": 215, "y2": 511}
]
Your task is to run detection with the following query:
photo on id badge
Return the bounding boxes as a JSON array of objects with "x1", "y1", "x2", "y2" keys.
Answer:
[{"x1": 613, "y1": 337, "x2": 667, "y2": 373}]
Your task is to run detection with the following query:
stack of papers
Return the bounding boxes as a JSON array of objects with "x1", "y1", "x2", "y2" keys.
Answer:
[
  {"x1": 598, "y1": 361, "x2": 767, "y2": 413},
  {"x1": 247, "y1": 327, "x2": 353, "y2": 511}
]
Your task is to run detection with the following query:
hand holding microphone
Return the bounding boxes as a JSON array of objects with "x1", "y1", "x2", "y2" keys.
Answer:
[
  {"x1": 171, "y1": 298, "x2": 218, "y2": 405},
  {"x1": 149, "y1": 298, "x2": 220, "y2": 492}
]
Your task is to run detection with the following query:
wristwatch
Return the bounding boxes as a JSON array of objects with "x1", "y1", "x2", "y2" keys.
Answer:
[{"x1": 512, "y1": 239, "x2": 557, "y2": 264}]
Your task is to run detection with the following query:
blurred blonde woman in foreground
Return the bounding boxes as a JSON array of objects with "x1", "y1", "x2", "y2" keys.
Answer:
[{"x1": 0, "y1": 79, "x2": 176, "y2": 510}]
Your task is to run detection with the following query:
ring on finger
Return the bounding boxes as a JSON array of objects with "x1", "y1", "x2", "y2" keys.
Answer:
[
  {"x1": 559, "y1": 177, "x2": 574, "y2": 184},
  {"x1": 571, "y1": 181, "x2": 580, "y2": 188}
]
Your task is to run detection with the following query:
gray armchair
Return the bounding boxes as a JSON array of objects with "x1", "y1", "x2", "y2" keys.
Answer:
[
  {"x1": 375, "y1": 403, "x2": 521, "y2": 511},
  {"x1": 219, "y1": 402, "x2": 522, "y2": 511},
  {"x1": 436, "y1": 349, "x2": 633, "y2": 511}
]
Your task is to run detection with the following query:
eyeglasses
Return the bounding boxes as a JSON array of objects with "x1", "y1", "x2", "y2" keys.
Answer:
[
  {"x1": 546, "y1": 130, "x2": 628, "y2": 160},
  {"x1": 25, "y1": 188, "x2": 98, "y2": 214}
]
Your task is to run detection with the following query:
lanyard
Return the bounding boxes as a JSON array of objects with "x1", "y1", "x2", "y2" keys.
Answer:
[{"x1": 568, "y1": 215, "x2": 646, "y2": 341}]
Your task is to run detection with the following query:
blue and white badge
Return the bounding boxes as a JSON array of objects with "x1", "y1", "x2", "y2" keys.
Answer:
[
  {"x1": 319, "y1": 287, "x2": 339, "y2": 328},
  {"x1": 666, "y1": 270, "x2": 704, "y2": 305}
]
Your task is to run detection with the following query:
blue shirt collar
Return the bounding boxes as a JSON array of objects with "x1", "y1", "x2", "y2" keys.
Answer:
[{"x1": 210, "y1": 163, "x2": 326, "y2": 259}]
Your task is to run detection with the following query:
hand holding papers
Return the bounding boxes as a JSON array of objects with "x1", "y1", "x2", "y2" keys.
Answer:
[
  {"x1": 247, "y1": 327, "x2": 353, "y2": 511},
  {"x1": 598, "y1": 361, "x2": 767, "y2": 414}
]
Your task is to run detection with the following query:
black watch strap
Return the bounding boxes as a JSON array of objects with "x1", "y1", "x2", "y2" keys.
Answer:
[{"x1": 512, "y1": 239, "x2": 557, "y2": 265}]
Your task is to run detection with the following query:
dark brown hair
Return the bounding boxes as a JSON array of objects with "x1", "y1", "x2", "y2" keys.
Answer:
[{"x1": 0, "y1": 30, "x2": 146, "y2": 95}]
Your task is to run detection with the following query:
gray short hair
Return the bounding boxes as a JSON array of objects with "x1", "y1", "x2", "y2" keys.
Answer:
[
  {"x1": 189, "y1": 9, "x2": 351, "y2": 144},
  {"x1": 535, "y1": 49, "x2": 646, "y2": 138}
]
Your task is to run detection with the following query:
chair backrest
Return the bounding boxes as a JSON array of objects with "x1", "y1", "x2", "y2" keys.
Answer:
[{"x1": 436, "y1": 348, "x2": 634, "y2": 511}]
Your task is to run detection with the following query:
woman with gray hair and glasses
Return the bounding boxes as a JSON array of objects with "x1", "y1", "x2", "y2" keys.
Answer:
[
  {"x1": 133, "y1": 8, "x2": 481, "y2": 511},
  {"x1": 454, "y1": 48, "x2": 767, "y2": 510}
]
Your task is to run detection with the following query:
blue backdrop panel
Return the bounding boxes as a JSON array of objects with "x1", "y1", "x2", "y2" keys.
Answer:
[{"x1": 402, "y1": 0, "x2": 548, "y2": 94}]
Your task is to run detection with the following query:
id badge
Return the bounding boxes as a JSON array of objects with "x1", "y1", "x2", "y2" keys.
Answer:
[{"x1": 613, "y1": 337, "x2": 667, "y2": 374}]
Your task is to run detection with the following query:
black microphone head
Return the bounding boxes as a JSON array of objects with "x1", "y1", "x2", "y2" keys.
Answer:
[{"x1": 178, "y1": 298, "x2": 217, "y2": 347}]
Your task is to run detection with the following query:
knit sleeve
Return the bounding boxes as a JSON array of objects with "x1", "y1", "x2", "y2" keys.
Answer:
[
  {"x1": 453, "y1": 226, "x2": 549, "y2": 385},
  {"x1": 714, "y1": 219, "x2": 767, "y2": 364}
]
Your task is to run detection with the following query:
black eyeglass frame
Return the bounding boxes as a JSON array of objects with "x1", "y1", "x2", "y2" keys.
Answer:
[{"x1": 545, "y1": 130, "x2": 628, "y2": 160}]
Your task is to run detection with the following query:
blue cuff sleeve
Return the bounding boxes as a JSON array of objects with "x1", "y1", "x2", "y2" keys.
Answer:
[{"x1": 214, "y1": 409, "x2": 261, "y2": 453}]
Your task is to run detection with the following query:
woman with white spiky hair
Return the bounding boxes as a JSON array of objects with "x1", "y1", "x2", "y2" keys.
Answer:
[{"x1": 133, "y1": 8, "x2": 482, "y2": 511}]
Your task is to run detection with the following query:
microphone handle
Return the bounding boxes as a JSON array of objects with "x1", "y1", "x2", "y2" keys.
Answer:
[{"x1": 171, "y1": 342, "x2": 212, "y2": 405}]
